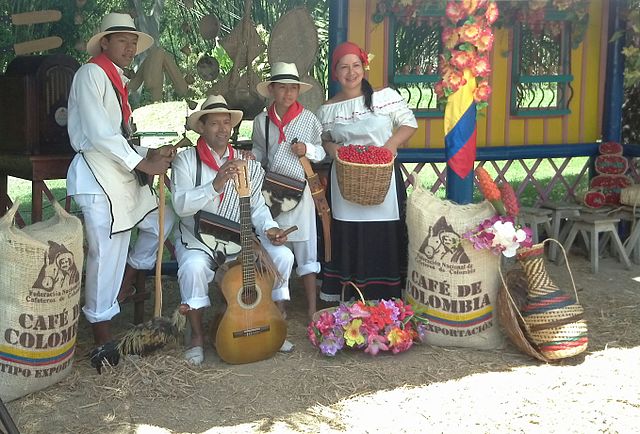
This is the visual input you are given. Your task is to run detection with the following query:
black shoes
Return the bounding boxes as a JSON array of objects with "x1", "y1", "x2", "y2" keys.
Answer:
[{"x1": 89, "y1": 341, "x2": 120, "y2": 374}]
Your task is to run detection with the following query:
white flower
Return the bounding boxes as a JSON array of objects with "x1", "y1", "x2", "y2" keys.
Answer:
[{"x1": 490, "y1": 220, "x2": 523, "y2": 258}]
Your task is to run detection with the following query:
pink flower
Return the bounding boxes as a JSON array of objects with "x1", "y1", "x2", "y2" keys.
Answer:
[
  {"x1": 485, "y1": 2, "x2": 499, "y2": 25},
  {"x1": 476, "y1": 29, "x2": 495, "y2": 53},
  {"x1": 315, "y1": 311, "x2": 336, "y2": 335},
  {"x1": 450, "y1": 50, "x2": 474, "y2": 70},
  {"x1": 364, "y1": 334, "x2": 389, "y2": 356},
  {"x1": 348, "y1": 301, "x2": 371, "y2": 319},
  {"x1": 473, "y1": 80, "x2": 492, "y2": 102},
  {"x1": 445, "y1": 2, "x2": 466, "y2": 23},
  {"x1": 471, "y1": 56, "x2": 492, "y2": 78}
]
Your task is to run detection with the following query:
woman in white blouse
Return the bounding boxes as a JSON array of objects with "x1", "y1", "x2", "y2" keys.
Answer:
[{"x1": 317, "y1": 41, "x2": 417, "y2": 302}]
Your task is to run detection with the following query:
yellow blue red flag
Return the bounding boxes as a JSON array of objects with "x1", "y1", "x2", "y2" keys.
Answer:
[{"x1": 444, "y1": 69, "x2": 477, "y2": 178}]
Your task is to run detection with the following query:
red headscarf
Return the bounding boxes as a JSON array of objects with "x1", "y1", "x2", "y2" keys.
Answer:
[{"x1": 331, "y1": 41, "x2": 370, "y2": 81}]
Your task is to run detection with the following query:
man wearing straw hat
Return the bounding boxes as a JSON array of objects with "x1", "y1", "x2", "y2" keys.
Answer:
[
  {"x1": 66, "y1": 12, "x2": 176, "y2": 372},
  {"x1": 252, "y1": 62, "x2": 325, "y2": 321},
  {"x1": 170, "y1": 95, "x2": 295, "y2": 365}
]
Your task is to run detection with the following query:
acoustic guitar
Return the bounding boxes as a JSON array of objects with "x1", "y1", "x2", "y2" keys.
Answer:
[{"x1": 214, "y1": 164, "x2": 287, "y2": 364}]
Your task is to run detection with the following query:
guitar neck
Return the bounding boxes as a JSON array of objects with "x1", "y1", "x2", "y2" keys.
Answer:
[{"x1": 239, "y1": 195, "x2": 255, "y2": 288}]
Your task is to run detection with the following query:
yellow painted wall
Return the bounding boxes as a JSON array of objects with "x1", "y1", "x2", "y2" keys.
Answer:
[{"x1": 348, "y1": 0, "x2": 607, "y2": 148}]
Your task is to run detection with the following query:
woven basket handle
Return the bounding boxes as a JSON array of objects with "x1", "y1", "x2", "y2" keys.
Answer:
[
  {"x1": 541, "y1": 238, "x2": 580, "y2": 304},
  {"x1": 497, "y1": 258, "x2": 531, "y2": 333},
  {"x1": 498, "y1": 237, "x2": 580, "y2": 332},
  {"x1": 340, "y1": 281, "x2": 366, "y2": 303}
]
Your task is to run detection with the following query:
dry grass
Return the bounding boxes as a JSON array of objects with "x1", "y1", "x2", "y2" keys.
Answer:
[{"x1": 5, "y1": 253, "x2": 640, "y2": 434}]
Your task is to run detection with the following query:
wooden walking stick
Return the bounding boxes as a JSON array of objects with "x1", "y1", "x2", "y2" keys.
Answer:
[{"x1": 119, "y1": 173, "x2": 184, "y2": 355}]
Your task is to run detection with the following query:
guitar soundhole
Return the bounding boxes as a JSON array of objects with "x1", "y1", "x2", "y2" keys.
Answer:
[
  {"x1": 241, "y1": 288, "x2": 258, "y2": 305},
  {"x1": 237, "y1": 286, "x2": 261, "y2": 308}
]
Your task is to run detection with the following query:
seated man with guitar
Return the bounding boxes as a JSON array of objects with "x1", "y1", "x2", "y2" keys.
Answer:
[{"x1": 170, "y1": 95, "x2": 294, "y2": 365}]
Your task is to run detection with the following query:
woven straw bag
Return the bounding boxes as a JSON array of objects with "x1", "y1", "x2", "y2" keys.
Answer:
[
  {"x1": 505, "y1": 240, "x2": 588, "y2": 360},
  {"x1": 335, "y1": 155, "x2": 394, "y2": 206},
  {"x1": 497, "y1": 266, "x2": 549, "y2": 362}
]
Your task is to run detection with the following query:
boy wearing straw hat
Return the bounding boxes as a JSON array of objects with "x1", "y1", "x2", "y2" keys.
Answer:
[
  {"x1": 66, "y1": 12, "x2": 176, "y2": 372},
  {"x1": 170, "y1": 95, "x2": 295, "y2": 365},
  {"x1": 252, "y1": 62, "x2": 325, "y2": 321}
]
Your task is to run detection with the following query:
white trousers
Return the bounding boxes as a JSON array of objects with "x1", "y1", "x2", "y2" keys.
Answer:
[
  {"x1": 287, "y1": 237, "x2": 321, "y2": 277},
  {"x1": 74, "y1": 193, "x2": 175, "y2": 323},
  {"x1": 175, "y1": 233, "x2": 294, "y2": 310}
]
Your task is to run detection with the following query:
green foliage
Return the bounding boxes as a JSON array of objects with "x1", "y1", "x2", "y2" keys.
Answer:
[{"x1": 622, "y1": 0, "x2": 640, "y2": 87}]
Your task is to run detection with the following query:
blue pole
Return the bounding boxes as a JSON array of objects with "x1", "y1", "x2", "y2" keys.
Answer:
[
  {"x1": 446, "y1": 168, "x2": 474, "y2": 204},
  {"x1": 328, "y1": 0, "x2": 349, "y2": 98},
  {"x1": 602, "y1": 0, "x2": 626, "y2": 143}
]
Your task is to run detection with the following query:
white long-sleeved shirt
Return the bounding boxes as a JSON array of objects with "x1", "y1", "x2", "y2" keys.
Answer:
[
  {"x1": 171, "y1": 145, "x2": 278, "y2": 255},
  {"x1": 66, "y1": 61, "x2": 147, "y2": 195}
]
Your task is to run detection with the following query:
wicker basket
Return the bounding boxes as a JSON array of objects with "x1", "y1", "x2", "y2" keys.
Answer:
[
  {"x1": 497, "y1": 266, "x2": 549, "y2": 362},
  {"x1": 516, "y1": 241, "x2": 589, "y2": 361},
  {"x1": 335, "y1": 155, "x2": 394, "y2": 206},
  {"x1": 312, "y1": 282, "x2": 364, "y2": 322}
]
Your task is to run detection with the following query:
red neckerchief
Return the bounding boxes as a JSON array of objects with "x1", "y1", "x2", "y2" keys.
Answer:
[
  {"x1": 89, "y1": 52, "x2": 132, "y2": 125},
  {"x1": 267, "y1": 101, "x2": 303, "y2": 144},
  {"x1": 197, "y1": 136, "x2": 235, "y2": 202}
]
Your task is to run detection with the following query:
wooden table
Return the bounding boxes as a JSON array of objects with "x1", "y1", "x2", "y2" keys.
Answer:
[{"x1": 0, "y1": 154, "x2": 73, "y2": 225}]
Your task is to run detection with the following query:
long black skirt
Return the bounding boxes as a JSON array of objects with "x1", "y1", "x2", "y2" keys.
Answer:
[{"x1": 319, "y1": 162, "x2": 408, "y2": 302}]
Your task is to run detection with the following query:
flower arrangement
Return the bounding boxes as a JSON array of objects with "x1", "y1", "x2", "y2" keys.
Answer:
[
  {"x1": 307, "y1": 298, "x2": 428, "y2": 357},
  {"x1": 338, "y1": 145, "x2": 394, "y2": 165},
  {"x1": 495, "y1": 0, "x2": 590, "y2": 48},
  {"x1": 435, "y1": 0, "x2": 499, "y2": 110},
  {"x1": 463, "y1": 167, "x2": 533, "y2": 257}
]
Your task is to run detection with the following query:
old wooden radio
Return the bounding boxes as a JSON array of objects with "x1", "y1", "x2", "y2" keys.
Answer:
[{"x1": 0, "y1": 54, "x2": 79, "y2": 155}]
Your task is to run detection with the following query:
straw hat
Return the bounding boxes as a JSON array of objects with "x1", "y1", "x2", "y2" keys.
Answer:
[
  {"x1": 86, "y1": 13, "x2": 154, "y2": 57},
  {"x1": 187, "y1": 95, "x2": 244, "y2": 133},
  {"x1": 256, "y1": 62, "x2": 312, "y2": 98}
]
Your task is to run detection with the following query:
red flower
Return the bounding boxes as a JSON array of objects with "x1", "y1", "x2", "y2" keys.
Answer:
[
  {"x1": 442, "y1": 27, "x2": 460, "y2": 50},
  {"x1": 485, "y1": 1, "x2": 499, "y2": 25},
  {"x1": 434, "y1": 80, "x2": 445, "y2": 98},
  {"x1": 445, "y1": 2, "x2": 466, "y2": 23},
  {"x1": 476, "y1": 29, "x2": 495, "y2": 53},
  {"x1": 450, "y1": 50, "x2": 474, "y2": 70},
  {"x1": 471, "y1": 56, "x2": 492, "y2": 78},
  {"x1": 462, "y1": 0, "x2": 480, "y2": 15},
  {"x1": 473, "y1": 80, "x2": 492, "y2": 102},
  {"x1": 499, "y1": 181, "x2": 520, "y2": 217},
  {"x1": 444, "y1": 70, "x2": 467, "y2": 92},
  {"x1": 459, "y1": 23, "x2": 481, "y2": 45}
]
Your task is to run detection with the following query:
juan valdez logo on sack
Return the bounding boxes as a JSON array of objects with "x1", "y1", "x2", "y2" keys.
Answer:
[{"x1": 338, "y1": 145, "x2": 393, "y2": 164}]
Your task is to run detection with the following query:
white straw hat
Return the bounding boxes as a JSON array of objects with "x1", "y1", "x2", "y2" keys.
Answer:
[
  {"x1": 86, "y1": 13, "x2": 154, "y2": 57},
  {"x1": 187, "y1": 95, "x2": 244, "y2": 133},
  {"x1": 256, "y1": 62, "x2": 313, "y2": 98}
]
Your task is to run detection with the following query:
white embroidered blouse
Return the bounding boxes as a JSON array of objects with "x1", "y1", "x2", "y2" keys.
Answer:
[{"x1": 316, "y1": 87, "x2": 417, "y2": 222}]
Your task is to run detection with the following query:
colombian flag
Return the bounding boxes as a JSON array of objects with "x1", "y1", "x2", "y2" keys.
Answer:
[{"x1": 444, "y1": 69, "x2": 477, "y2": 179}]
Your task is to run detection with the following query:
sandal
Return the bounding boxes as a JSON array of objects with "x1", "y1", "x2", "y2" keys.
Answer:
[
  {"x1": 184, "y1": 346, "x2": 204, "y2": 366},
  {"x1": 89, "y1": 341, "x2": 120, "y2": 374}
]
